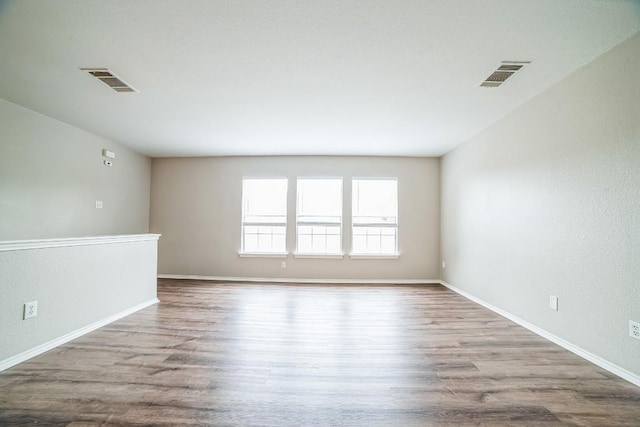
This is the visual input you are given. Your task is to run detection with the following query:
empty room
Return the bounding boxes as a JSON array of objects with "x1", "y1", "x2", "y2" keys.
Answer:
[{"x1": 1, "y1": 0, "x2": 639, "y2": 425}]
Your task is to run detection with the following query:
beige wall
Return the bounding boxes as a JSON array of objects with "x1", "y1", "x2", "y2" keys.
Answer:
[
  {"x1": 0, "y1": 98, "x2": 151, "y2": 240},
  {"x1": 441, "y1": 32, "x2": 640, "y2": 377},
  {"x1": 151, "y1": 156, "x2": 440, "y2": 280}
]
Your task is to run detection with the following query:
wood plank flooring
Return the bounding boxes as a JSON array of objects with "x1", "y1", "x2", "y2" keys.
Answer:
[{"x1": 1, "y1": 279, "x2": 639, "y2": 426}]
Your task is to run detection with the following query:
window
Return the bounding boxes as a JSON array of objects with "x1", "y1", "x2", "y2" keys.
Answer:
[
  {"x1": 241, "y1": 178, "x2": 287, "y2": 254},
  {"x1": 296, "y1": 178, "x2": 342, "y2": 255},
  {"x1": 352, "y1": 178, "x2": 398, "y2": 255}
]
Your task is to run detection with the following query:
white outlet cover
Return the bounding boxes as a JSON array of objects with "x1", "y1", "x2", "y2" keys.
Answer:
[
  {"x1": 549, "y1": 295, "x2": 558, "y2": 311},
  {"x1": 95, "y1": 200, "x2": 103, "y2": 209},
  {"x1": 630, "y1": 320, "x2": 640, "y2": 340},
  {"x1": 24, "y1": 301, "x2": 38, "y2": 319}
]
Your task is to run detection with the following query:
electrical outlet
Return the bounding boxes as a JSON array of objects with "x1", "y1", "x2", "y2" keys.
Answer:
[
  {"x1": 95, "y1": 200, "x2": 103, "y2": 209},
  {"x1": 549, "y1": 295, "x2": 558, "y2": 311},
  {"x1": 24, "y1": 301, "x2": 38, "y2": 319},
  {"x1": 442, "y1": 261, "x2": 446, "y2": 269},
  {"x1": 630, "y1": 321, "x2": 640, "y2": 340},
  {"x1": 281, "y1": 261, "x2": 287, "y2": 269}
]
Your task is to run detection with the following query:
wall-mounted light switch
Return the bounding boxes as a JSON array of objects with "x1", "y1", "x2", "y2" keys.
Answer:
[
  {"x1": 102, "y1": 149, "x2": 116, "y2": 159},
  {"x1": 549, "y1": 295, "x2": 558, "y2": 311}
]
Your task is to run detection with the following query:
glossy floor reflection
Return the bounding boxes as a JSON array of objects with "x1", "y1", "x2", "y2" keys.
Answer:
[{"x1": 1, "y1": 279, "x2": 639, "y2": 426}]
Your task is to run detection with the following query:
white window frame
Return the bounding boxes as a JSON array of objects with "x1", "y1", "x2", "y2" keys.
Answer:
[
  {"x1": 350, "y1": 177, "x2": 399, "y2": 257},
  {"x1": 240, "y1": 177, "x2": 288, "y2": 256},
  {"x1": 295, "y1": 177, "x2": 344, "y2": 257}
]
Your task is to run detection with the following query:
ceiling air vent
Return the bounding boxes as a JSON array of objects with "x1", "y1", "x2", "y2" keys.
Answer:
[
  {"x1": 81, "y1": 68, "x2": 137, "y2": 93},
  {"x1": 480, "y1": 61, "x2": 529, "y2": 88}
]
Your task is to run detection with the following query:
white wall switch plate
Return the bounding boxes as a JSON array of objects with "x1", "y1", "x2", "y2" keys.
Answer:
[
  {"x1": 549, "y1": 295, "x2": 558, "y2": 311},
  {"x1": 102, "y1": 149, "x2": 116, "y2": 159},
  {"x1": 442, "y1": 261, "x2": 446, "y2": 269},
  {"x1": 281, "y1": 261, "x2": 286, "y2": 269},
  {"x1": 95, "y1": 200, "x2": 103, "y2": 209},
  {"x1": 24, "y1": 301, "x2": 38, "y2": 319}
]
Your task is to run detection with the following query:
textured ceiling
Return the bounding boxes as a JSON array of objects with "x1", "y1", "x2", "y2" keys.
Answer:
[{"x1": 0, "y1": 0, "x2": 639, "y2": 157}]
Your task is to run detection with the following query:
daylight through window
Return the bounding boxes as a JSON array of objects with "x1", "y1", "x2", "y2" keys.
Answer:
[
  {"x1": 296, "y1": 178, "x2": 343, "y2": 254},
  {"x1": 352, "y1": 178, "x2": 398, "y2": 255},
  {"x1": 241, "y1": 178, "x2": 287, "y2": 253}
]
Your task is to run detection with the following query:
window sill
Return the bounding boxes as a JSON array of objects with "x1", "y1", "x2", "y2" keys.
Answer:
[
  {"x1": 349, "y1": 254, "x2": 400, "y2": 260},
  {"x1": 238, "y1": 252, "x2": 288, "y2": 258},
  {"x1": 294, "y1": 253, "x2": 344, "y2": 259}
]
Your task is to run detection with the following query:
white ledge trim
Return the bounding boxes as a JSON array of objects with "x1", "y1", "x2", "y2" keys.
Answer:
[
  {"x1": 158, "y1": 274, "x2": 439, "y2": 285},
  {"x1": 0, "y1": 234, "x2": 161, "y2": 252},
  {"x1": 349, "y1": 254, "x2": 400, "y2": 260},
  {"x1": 0, "y1": 298, "x2": 159, "y2": 372},
  {"x1": 294, "y1": 253, "x2": 344, "y2": 259},
  {"x1": 440, "y1": 280, "x2": 640, "y2": 388},
  {"x1": 238, "y1": 252, "x2": 288, "y2": 258}
]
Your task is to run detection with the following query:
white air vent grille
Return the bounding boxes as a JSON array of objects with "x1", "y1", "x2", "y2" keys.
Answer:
[
  {"x1": 485, "y1": 71, "x2": 514, "y2": 82},
  {"x1": 81, "y1": 68, "x2": 138, "y2": 93},
  {"x1": 480, "y1": 61, "x2": 529, "y2": 88},
  {"x1": 497, "y1": 64, "x2": 524, "y2": 72},
  {"x1": 113, "y1": 87, "x2": 136, "y2": 92},
  {"x1": 479, "y1": 81, "x2": 502, "y2": 88}
]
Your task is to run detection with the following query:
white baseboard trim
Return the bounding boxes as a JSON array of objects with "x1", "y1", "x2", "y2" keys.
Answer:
[
  {"x1": 0, "y1": 298, "x2": 160, "y2": 372},
  {"x1": 158, "y1": 274, "x2": 439, "y2": 285},
  {"x1": 439, "y1": 280, "x2": 640, "y2": 388}
]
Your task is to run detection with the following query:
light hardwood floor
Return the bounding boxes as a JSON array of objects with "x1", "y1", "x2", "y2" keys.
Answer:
[{"x1": 1, "y1": 279, "x2": 639, "y2": 426}]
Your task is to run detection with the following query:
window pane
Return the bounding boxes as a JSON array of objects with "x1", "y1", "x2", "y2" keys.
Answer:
[
  {"x1": 272, "y1": 234, "x2": 286, "y2": 252},
  {"x1": 297, "y1": 179, "x2": 342, "y2": 217},
  {"x1": 380, "y1": 235, "x2": 396, "y2": 254},
  {"x1": 243, "y1": 179, "x2": 287, "y2": 217},
  {"x1": 367, "y1": 234, "x2": 381, "y2": 253},
  {"x1": 298, "y1": 235, "x2": 312, "y2": 253},
  {"x1": 244, "y1": 234, "x2": 258, "y2": 252},
  {"x1": 312, "y1": 234, "x2": 326, "y2": 252},
  {"x1": 352, "y1": 179, "x2": 398, "y2": 254},
  {"x1": 381, "y1": 227, "x2": 395, "y2": 236},
  {"x1": 352, "y1": 179, "x2": 397, "y2": 220},
  {"x1": 257, "y1": 233, "x2": 271, "y2": 252},
  {"x1": 352, "y1": 235, "x2": 366, "y2": 253},
  {"x1": 327, "y1": 225, "x2": 340, "y2": 237},
  {"x1": 296, "y1": 178, "x2": 342, "y2": 254},
  {"x1": 326, "y1": 235, "x2": 341, "y2": 253},
  {"x1": 241, "y1": 178, "x2": 287, "y2": 253}
]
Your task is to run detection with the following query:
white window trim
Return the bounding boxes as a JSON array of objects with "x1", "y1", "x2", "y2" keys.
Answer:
[
  {"x1": 239, "y1": 252, "x2": 288, "y2": 258},
  {"x1": 349, "y1": 254, "x2": 400, "y2": 260},
  {"x1": 294, "y1": 253, "x2": 345, "y2": 259}
]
